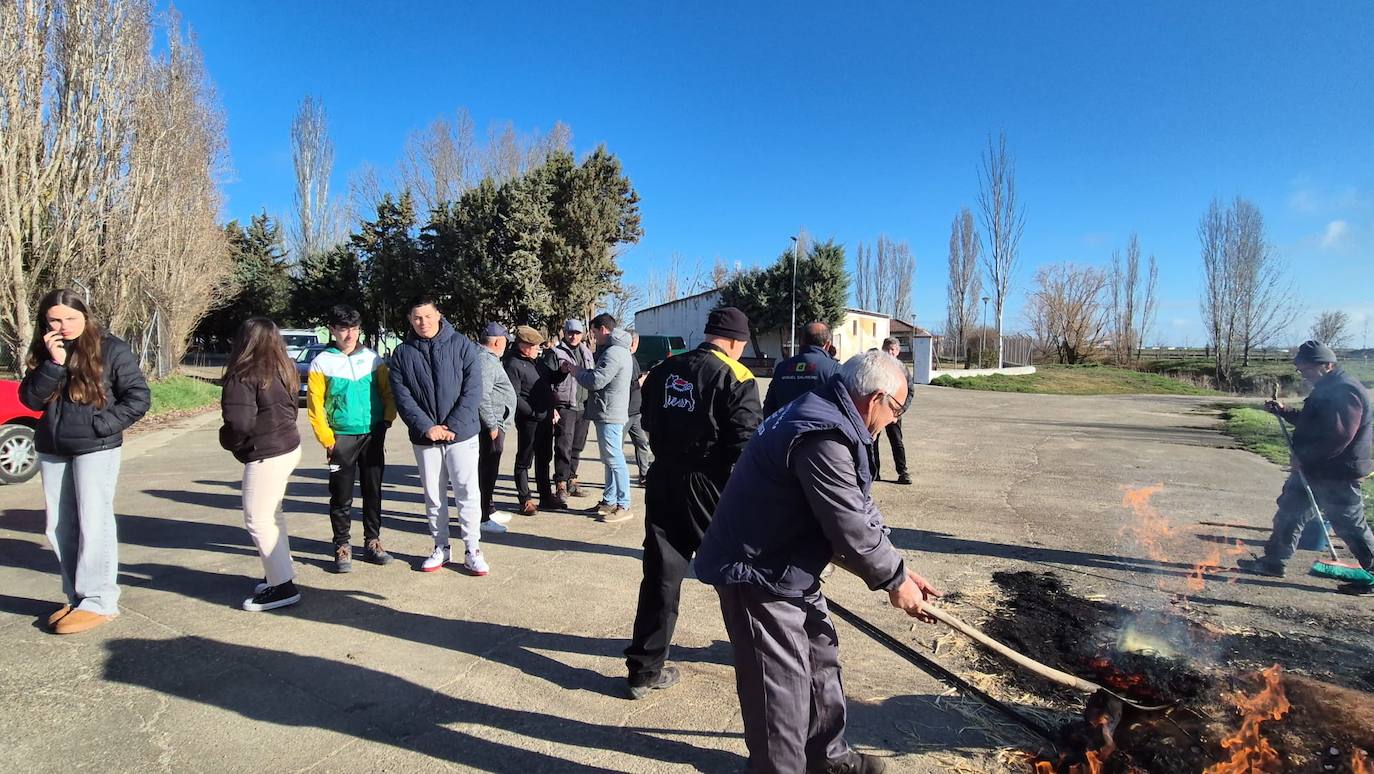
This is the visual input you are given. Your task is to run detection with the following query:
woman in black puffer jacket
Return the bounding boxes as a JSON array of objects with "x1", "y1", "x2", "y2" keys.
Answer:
[
  {"x1": 20, "y1": 289, "x2": 150, "y2": 635},
  {"x1": 219, "y1": 317, "x2": 303, "y2": 612}
]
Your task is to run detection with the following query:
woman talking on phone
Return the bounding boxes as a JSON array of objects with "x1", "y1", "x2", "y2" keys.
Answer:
[
  {"x1": 20, "y1": 289, "x2": 150, "y2": 635},
  {"x1": 219, "y1": 317, "x2": 303, "y2": 612}
]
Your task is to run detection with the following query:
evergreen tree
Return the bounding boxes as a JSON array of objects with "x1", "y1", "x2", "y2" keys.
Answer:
[
  {"x1": 538, "y1": 147, "x2": 642, "y2": 324},
  {"x1": 794, "y1": 239, "x2": 849, "y2": 331},
  {"x1": 355, "y1": 193, "x2": 421, "y2": 340},
  {"x1": 290, "y1": 243, "x2": 364, "y2": 327},
  {"x1": 196, "y1": 211, "x2": 292, "y2": 346},
  {"x1": 422, "y1": 176, "x2": 552, "y2": 336}
]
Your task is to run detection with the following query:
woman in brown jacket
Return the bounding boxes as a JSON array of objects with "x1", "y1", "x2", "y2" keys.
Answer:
[{"x1": 220, "y1": 317, "x2": 303, "y2": 611}]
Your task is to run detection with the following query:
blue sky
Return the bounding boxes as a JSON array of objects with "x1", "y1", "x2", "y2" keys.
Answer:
[{"x1": 173, "y1": 0, "x2": 1373, "y2": 346}]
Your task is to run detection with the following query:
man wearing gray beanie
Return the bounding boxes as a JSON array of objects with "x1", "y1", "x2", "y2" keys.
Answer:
[{"x1": 1237, "y1": 340, "x2": 1374, "y2": 594}]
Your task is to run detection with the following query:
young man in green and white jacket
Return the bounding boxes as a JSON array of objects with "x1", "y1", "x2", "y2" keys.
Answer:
[{"x1": 307, "y1": 305, "x2": 397, "y2": 573}]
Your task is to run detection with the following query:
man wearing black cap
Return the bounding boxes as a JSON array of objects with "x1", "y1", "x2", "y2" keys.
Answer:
[
  {"x1": 477, "y1": 323, "x2": 517, "y2": 533},
  {"x1": 624, "y1": 306, "x2": 763, "y2": 699},
  {"x1": 1237, "y1": 340, "x2": 1374, "y2": 594}
]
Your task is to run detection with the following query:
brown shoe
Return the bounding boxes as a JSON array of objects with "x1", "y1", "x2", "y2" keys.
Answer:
[
  {"x1": 46, "y1": 604, "x2": 72, "y2": 628},
  {"x1": 554, "y1": 482, "x2": 571, "y2": 508},
  {"x1": 53, "y1": 609, "x2": 114, "y2": 635},
  {"x1": 568, "y1": 478, "x2": 584, "y2": 498},
  {"x1": 520, "y1": 499, "x2": 537, "y2": 516}
]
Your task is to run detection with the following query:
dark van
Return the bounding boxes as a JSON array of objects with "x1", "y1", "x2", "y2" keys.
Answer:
[{"x1": 634, "y1": 334, "x2": 688, "y2": 370}]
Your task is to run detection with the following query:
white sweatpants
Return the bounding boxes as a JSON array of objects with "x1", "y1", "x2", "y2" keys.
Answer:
[{"x1": 413, "y1": 437, "x2": 481, "y2": 552}]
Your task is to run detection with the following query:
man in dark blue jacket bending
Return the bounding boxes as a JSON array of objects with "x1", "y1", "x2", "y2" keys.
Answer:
[
  {"x1": 695, "y1": 350, "x2": 942, "y2": 774},
  {"x1": 388, "y1": 296, "x2": 489, "y2": 576}
]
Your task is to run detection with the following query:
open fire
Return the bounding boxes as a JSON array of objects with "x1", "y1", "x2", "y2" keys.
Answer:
[{"x1": 1202, "y1": 664, "x2": 1290, "y2": 774}]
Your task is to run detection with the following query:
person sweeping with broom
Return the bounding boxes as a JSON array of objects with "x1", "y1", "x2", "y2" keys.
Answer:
[{"x1": 1236, "y1": 340, "x2": 1374, "y2": 595}]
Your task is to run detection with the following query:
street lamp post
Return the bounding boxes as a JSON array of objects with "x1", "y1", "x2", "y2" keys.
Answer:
[
  {"x1": 980, "y1": 296, "x2": 990, "y2": 368},
  {"x1": 789, "y1": 235, "x2": 799, "y2": 358}
]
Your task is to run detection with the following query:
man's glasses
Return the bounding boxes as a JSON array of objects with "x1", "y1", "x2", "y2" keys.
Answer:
[{"x1": 883, "y1": 392, "x2": 906, "y2": 420}]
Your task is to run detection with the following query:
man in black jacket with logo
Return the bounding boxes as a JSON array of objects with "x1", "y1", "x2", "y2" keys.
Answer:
[
  {"x1": 624, "y1": 306, "x2": 763, "y2": 699},
  {"x1": 1236, "y1": 340, "x2": 1374, "y2": 594},
  {"x1": 762, "y1": 322, "x2": 839, "y2": 417}
]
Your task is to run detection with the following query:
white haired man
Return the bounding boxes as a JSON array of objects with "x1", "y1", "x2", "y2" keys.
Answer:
[{"x1": 695, "y1": 350, "x2": 942, "y2": 774}]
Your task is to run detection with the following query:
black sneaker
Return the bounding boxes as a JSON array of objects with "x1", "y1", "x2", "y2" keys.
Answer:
[
  {"x1": 1337, "y1": 581, "x2": 1374, "y2": 596},
  {"x1": 1236, "y1": 556, "x2": 1285, "y2": 578},
  {"x1": 810, "y1": 751, "x2": 888, "y2": 774},
  {"x1": 627, "y1": 665, "x2": 680, "y2": 699},
  {"x1": 243, "y1": 581, "x2": 301, "y2": 612},
  {"x1": 363, "y1": 539, "x2": 393, "y2": 566},
  {"x1": 334, "y1": 544, "x2": 353, "y2": 573},
  {"x1": 895, "y1": 473, "x2": 913, "y2": 485}
]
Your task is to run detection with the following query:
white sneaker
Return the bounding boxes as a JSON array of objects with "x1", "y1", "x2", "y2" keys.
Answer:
[
  {"x1": 480, "y1": 520, "x2": 508, "y2": 534},
  {"x1": 464, "y1": 549, "x2": 489, "y2": 576},
  {"x1": 489, "y1": 511, "x2": 514, "y2": 525},
  {"x1": 421, "y1": 545, "x2": 451, "y2": 572}
]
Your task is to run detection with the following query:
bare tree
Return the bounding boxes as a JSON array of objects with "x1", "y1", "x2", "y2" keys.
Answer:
[
  {"x1": 711, "y1": 258, "x2": 731, "y2": 288},
  {"x1": 1025, "y1": 262, "x2": 1108, "y2": 364},
  {"x1": 1199, "y1": 196, "x2": 1299, "y2": 384},
  {"x1": 290, "y1": 95, "x2": 340, "y2": 261},
  {"x1": 977, "y1": 131, "x2": 1026, "y2": 368},
  {"x1": 1311, "y1": 310, "x2": 1351, "y2": 348},
  {"x1": 945, "y1": 208, "x2": 981, "y2": 366},
  {"x1": 1137, "y1": 253, "x2": 1158, "y2": 361},
  {"x1": 482, "y1": 121, "x2": 525, "y2": 183},
  {"x1": 399, "y1": 108, "x2": 476, "y2": 214},
  {"x1": 600, "y1": 282, "x2": 643, "y2": 327},
  {"x1": 853, "y1": 242, "x2": 873, "y2": 310},
  {"x1": 0, "y1": 0, "x2": 228, "y2": 371},
  {"x1": 346, "y1": 161, "x2": 387, "y2": 224},
  {"x1": 527, "y1": 120, "x2": 572, "y2": 168},
  {"x1": 1108, "y1": 234, "x2": 1141, "y2": 365},
  {"x1": 882, "y1": 238, "x2": 915, "y2": 323}
]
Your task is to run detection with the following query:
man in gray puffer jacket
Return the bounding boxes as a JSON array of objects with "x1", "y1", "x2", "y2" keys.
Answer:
[{"x1": 563, "y1": 313, "x2": 634, "y2": 522}]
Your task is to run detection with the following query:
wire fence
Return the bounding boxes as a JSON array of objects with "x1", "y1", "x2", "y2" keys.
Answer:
[{"x1": 935, "y1": 334, "x2": 1034, "y2": 368}]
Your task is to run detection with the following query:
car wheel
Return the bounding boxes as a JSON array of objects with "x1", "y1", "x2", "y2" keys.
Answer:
[{"x1": 0, "y1": 424, "x2": 39, "y2": 485}]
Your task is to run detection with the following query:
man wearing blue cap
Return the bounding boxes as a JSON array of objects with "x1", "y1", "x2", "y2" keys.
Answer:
[{"x1": 478, "y1": 323, "x2": 517, "y2": 533}]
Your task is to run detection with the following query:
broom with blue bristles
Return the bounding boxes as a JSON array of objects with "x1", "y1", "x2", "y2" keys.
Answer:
[{"x1": 1269, "y1": 388, "x2": 1374, "y2": 584}]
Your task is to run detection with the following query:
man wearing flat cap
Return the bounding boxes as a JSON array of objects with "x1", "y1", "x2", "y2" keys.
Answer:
[
  {"x1": 504, "y1": 325, "x2": 567, "y2": 515},
  {"x1": 477, "y1": 323, "x2": 517, "y2": 533},
  {"x1": 623, "y1": 306, "x2": 763, "y2": 699},
  {"x1": 1237, "y1": 340, "x2": 1374, "y2": 594}
]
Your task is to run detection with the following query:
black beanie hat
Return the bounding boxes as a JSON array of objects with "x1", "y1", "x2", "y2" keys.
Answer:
[
  {"x1": 1294, "y1": 340, "x2": 1337, "y2": 364},
  {"x1": 704, "y1": 306, "x2": 751, "y2": 341}
]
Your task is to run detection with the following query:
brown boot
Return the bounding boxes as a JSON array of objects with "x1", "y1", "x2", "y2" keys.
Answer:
[
  {"x1": 46, "y1": 604, "x2": 72, "y2": 628},
  {"x1": 553, "y1": 482, "x2": 570, "y2": 509},
  {"x1": 53, "y1": 609, "x2": 114, "y2": 635}
]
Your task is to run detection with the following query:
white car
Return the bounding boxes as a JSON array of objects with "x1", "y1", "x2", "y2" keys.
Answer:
[{"x1": 281, "y1": 329, "x2": 321, "y2": 357}]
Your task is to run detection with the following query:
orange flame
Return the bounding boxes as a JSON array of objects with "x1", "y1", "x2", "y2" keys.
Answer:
[
  {"x1": 1034, "y1": 751, "x2": 1107, "y2": 774},
  {"x1": 1202, "y1": 665, "x2": 1290, "y2": 774},
  {"x1": 1186, "y1": 538, "x2": 1249, "y2": 593},
  {"x1": 1354, "y1": 749, "x2": 1373, "y2": 774}
]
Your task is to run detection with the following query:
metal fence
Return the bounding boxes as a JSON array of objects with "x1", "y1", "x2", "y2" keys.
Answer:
[{"x1": 935, "y1": 333, "x2": 1033, "y2": 368}]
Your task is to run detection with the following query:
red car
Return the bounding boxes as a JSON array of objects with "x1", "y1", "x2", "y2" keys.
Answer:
[{"x1": 0, "y1": 378, "x2": 42, "y2": 484}]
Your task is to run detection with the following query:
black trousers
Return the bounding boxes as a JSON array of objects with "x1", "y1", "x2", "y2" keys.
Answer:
[
  {"x1": 328, "y1": 431, "x2": 385, "y2": 546},
  {"x1": 625, "y1": 464, "x2": 723, "y2": 684},
  {"x1": 513, "y1": 417, "x2": 554, "y2": 504},
  {"x1": 478, "y1": 428, "x2": 505, "y2": 521},
  {"x1": 554, "y1": 406, "x2": 591, "y2": 483},
  {"x1": 873, "y1": 421, "x2": 907, "y2": 478}
]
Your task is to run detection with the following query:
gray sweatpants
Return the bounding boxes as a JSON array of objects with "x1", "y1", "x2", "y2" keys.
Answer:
[
  {"x1": 716, "y1": 583, "x2": 849, "y2": 774},
  {"x1": 1264, "y1": 471, "x2": 1374, "y2": 569},
  {"x1": 40, "y1": 448, "x2": 123, "y2": 616},
  {"x1": 413, "y1": 437, "x2": 481, "y2": 553}
]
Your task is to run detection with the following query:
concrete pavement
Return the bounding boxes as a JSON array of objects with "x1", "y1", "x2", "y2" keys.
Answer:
[{"x1": 0, "y1": 384, "x2": 1367, "y2": 773}]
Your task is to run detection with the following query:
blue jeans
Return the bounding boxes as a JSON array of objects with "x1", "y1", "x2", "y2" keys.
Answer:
[
  {"x1": 596, "y1": 422, "x2": 630, "y2": 508},
  {"x1": 40, "y1": 448, "x2": 123, "y2": 616}
]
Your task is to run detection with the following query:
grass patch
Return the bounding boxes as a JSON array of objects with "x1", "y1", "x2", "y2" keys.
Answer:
[
  {"x1": 929, "y1": 364, "x2": 1217, "y2": 396},
  {"x1": 1222, "y1": 405, "x2": 1374, "y2": 519},
  {"x1": 149, "y1": 374, "x2": 221, "y2": 416}
]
